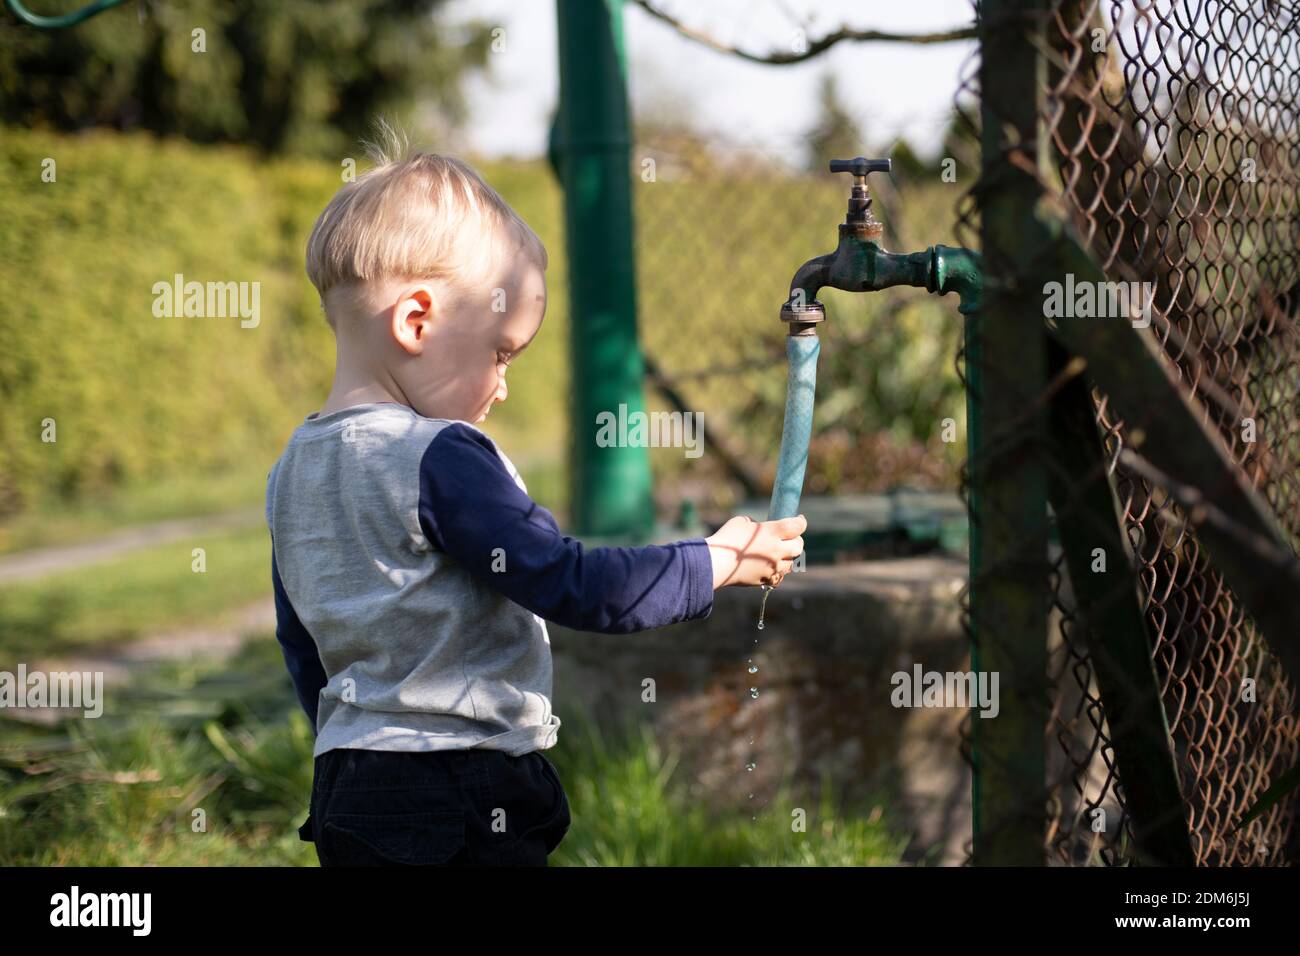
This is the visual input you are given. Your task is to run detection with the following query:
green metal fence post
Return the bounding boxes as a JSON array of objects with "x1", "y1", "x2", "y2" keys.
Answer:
[
  {"x1": 971, "y1": 0, "x2": 1052, "y2": 865},
  {"x1": 552, "y1": 0, "x2": 655, "y2": 538}
]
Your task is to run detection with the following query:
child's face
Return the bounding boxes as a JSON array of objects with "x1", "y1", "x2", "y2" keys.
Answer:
[
  {"x1": 465, "y1": 257, "x2": 547, "y2": 424},
  {"x1": 387, "y1": 254, "x2": 546, "y2": 425}
]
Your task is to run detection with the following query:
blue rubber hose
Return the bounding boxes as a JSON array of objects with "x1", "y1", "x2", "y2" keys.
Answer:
[{"x1": 767, "y1": 334, "x2": 820, "y2": 521}]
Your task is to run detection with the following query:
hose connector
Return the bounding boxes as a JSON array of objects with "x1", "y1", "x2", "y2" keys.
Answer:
[{"x1": 780, "y1": 299, "x2": 825, "y2": 337}]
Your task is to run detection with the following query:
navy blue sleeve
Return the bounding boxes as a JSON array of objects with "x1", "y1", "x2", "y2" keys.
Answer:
[
  {"x1": 271, "y1": 544, "x2": 327, "y2": 729},
  {"x1": 417, "y1": 423, "x2": 714, "y2": 633}
]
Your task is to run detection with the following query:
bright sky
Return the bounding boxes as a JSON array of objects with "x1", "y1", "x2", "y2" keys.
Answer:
[{"x1": 441, "y1": 0, "x2": 977, "y2": 161}]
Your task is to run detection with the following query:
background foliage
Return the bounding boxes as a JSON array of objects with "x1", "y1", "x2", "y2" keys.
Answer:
[
  {"x1": 0, "y1": 0, "x2": 493, "y2": 156},
  {"x1": 0, "y1": 125, "x2": 968, "y2": 526}
]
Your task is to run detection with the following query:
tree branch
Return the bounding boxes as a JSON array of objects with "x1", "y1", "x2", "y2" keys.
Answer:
[{"x1": 627, "y1": 0, "x2": 976, "y2": 64}]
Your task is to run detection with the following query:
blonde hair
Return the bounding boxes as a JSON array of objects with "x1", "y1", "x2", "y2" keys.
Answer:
[{"x1": 305, "y1": 121, "x2": 547, "y2": 321}]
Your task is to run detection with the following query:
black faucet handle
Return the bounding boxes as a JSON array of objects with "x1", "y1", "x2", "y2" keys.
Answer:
[{"x1": 829, "y1": 157, "x2": 892, "y2": 178}]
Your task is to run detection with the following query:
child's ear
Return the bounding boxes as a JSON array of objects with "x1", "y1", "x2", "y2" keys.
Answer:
[{"x1": 391, "y1": 284, "x2": 437, "y2": 355}]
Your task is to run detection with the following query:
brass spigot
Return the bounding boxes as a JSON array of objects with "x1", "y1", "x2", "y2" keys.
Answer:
[{"x1": 829, "y1": 156, "x2": 891, "y2": 241}]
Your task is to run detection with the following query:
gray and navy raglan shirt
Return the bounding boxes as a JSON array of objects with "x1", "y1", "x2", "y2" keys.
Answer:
[{"x1": 265, "y1": 402, "x2": 715, "y2": 759}]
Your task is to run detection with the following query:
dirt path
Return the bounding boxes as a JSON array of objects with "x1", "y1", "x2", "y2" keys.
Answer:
[
  {"x1": 9, "y1": 598, "x2": 277, "y2": 725},
  {"x1": 0, "y1": 508, "x2": 264, "y2": 585}
]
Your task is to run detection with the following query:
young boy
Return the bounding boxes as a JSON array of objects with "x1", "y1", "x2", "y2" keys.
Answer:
[{"x1": 266, "y1": 133, "x2": 806, "y2": 867}]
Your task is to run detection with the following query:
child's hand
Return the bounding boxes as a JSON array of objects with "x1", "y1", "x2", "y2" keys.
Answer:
[{"x1": 705, "y1": 514, "x2": 806, "y2": 589}]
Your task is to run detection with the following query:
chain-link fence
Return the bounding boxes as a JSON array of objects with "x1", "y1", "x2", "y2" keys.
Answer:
[
  {"x1": 956, "y1": 0, "x2": 1300, "y2": 865},
  {"x1": 630, "y1": 133, "x2": 968, "y2": 517},
  {"x1": 623, "y1": 0, "x2": 1298, "y2": 865}
]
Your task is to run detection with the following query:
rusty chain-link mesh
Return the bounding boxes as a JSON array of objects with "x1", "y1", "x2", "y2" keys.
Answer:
[{"x1": 956, "y1": 0, "x2": 1300, "y2": 865}]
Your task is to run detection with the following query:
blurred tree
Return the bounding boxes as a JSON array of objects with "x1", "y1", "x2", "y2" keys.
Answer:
[
  {"x1": 805, "y1": 72, "x2": 864, "y2": 173},
  {"x1": 885, "y1": 138, "x2": 930, "y2": 180},
  {"x1": 939, "y1": 112, "x2": 980, "y2": 174},
  {"x1": 0, "y1": 0, "x2": 494, "y2": 155},
  {"x1": 628, "y1": 55, "x2": 718, "y2": 180}
]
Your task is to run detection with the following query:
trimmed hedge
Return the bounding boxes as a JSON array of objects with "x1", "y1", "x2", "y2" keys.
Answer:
[{"x1": 0, "y1": 128, "x2": 569, "y2": 519}]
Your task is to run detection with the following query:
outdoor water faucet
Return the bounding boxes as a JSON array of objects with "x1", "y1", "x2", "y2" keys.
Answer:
[
  {"x1": 766, "y1": 156, "x2": 983, "y2": 525},
  {"x1": 780, "y1": 155, "x2": 982, "y2": 337}
]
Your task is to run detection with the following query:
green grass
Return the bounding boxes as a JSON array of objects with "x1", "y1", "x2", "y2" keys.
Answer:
[
  {"x1": 0, "y1": 639, "x2": 910, "y2": 866},
  {"x1": 0, "y1": 642, "x2": 317, "y2": 866},
  {"x1": 0, "y1": 464, "x2": 269, "y2": 556},
  {"x1": 0, "y1": 523, "x2": 271, "y2": 663},
  {"x1": 550, "y1": 708, "x2": 908, "y2": 867}
]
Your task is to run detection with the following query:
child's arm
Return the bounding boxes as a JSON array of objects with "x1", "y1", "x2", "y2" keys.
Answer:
[
  {"x1": 270, "y1": 544, "x2": 327, "y2": 728},
  {"x1": 417, "y1": 422, "x2": 802, "y2": 633}
]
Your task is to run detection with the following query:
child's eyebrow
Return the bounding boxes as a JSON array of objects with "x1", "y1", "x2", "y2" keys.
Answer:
[{"x1": 507, "y1": 329, "x2": 540, "y2": 354}]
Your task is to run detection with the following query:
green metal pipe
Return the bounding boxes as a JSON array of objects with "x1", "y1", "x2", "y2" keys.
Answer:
[{"x1": 552, "y1": 0, "x2": 654, "y2": 538}]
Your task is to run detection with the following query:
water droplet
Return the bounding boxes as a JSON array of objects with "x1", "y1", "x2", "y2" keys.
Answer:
[{"x1": 745, "y1": 589, "x2": 767, "y2": 803}]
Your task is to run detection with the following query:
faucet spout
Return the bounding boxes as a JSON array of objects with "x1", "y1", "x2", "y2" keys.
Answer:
[
  {"x1": 782, "y1": 231, "x2": 982, "y2": 320},
  {"x1": 786, "y1": 252, "x2": 834, "y2": 308}
]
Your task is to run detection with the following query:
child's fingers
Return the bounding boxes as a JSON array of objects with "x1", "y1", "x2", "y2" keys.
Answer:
[
  {"x1": 783, "y1": 536, "x2": 804, "y2": 559},
  {"x1": 766, "y1": 558, "x2": 793, "y2": 586},
  {"x1": 773, "y1": 514, "x2": 807, "y2": 537}
]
